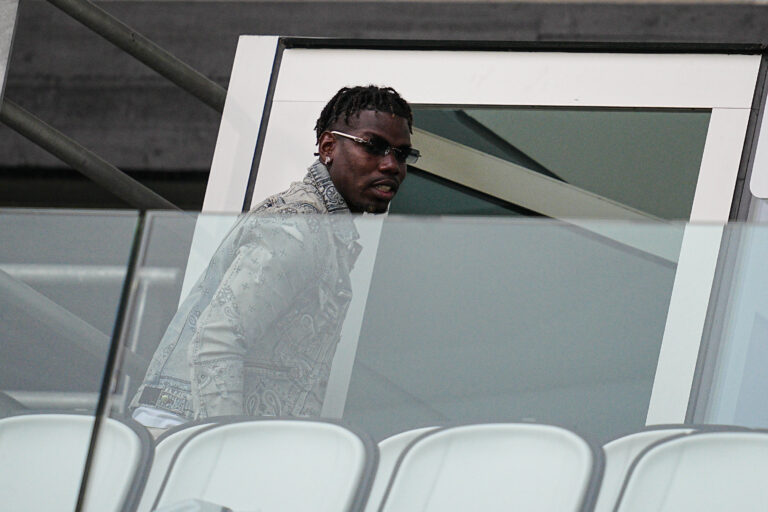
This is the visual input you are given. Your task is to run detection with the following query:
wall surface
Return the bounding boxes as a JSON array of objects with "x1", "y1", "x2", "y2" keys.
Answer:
[{"x1": 3, "y1": 1, "x2": 768, "y2": 206}]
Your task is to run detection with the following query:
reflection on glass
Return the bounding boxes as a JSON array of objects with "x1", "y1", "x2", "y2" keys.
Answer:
[
  {"x1": 696, "y1": 211, "x2": 768, "y2": 427},
  {"x1": 0, "y1": 209, "x2": 139, "y2": 511},
  {"x1": 10, "y1": 211, "x2": 768, "y2": 510},
  {"x1": 109, "y1": 213, "x2": 694, "y2": 446},
  {"x1": 122, "y1": 213, "x2": 363, "y2": 427},
  {"x1": 0, "y1": 210, "x2": 138, "y2": 414},
  {"x1": 345, "y1": 216, "x2": 682, "y2": 443},
  {"x1": 397, "y1": 107, "x2": 711, "y2": 220}
]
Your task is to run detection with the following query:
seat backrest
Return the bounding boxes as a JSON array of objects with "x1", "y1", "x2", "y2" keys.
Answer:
[
  {"x1": 153, "y1": 418, "x2": 375, "y2": 512},
  {"x1": 379, "y1": 423, "x2": 600, "y2": 512},
  {"x1": 364, "y1": 427, "x2": 438, "y2": 512},
  {"x1": 136, "y1": 422, "x2": 214, "y2": 512},
  {"x1": 594, "y1": 426, "x2": 694, "y2": 512},
  {"x1": 615, "y1": 430, "x2": 768, "y2": 512},
  {"x1": 0, "y1": 413, "x2": 149, "y2": 512}
]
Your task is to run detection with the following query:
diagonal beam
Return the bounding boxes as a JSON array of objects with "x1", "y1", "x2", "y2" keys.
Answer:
[
  {"x1": 45, "y1": 0, "x2": 226, "y2": 112},
  {"x1": 0, "y1": 99, "x2": 180, "y2": 210},
  {"x1": 412, "y1": 128, "x2": 684, "y2": 262}
]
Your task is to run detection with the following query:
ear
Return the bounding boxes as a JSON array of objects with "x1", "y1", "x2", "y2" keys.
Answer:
[{"x1": 317, "y1": 132, "x2": 336, "y2": 165}]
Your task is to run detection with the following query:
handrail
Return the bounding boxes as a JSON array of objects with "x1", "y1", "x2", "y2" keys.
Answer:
[
  {"x1": 0, "y1": 100, "x2": 180, "y2": 211},
  {"x1": 45, "y1": 0, "x2": 227, "y2": 113}
]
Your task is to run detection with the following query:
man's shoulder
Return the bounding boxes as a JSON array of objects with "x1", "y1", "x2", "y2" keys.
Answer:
[{"x1": 252, "y1": 180, "x2": 327, "y2": 215}]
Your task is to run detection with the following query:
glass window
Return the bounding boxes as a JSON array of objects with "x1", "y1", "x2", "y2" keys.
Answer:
[{"x1": 394, "y1": 107, "x2": 711, "y2": 220}]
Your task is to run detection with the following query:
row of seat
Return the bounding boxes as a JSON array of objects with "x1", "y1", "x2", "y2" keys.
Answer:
[{"x1": 1, "y1": 413, "x2": 767, "y2": 511}]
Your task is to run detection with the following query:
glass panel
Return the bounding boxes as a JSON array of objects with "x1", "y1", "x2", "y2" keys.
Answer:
[
  {"x1": 108, "y1": 212, "x2": 694, "y2": 446},
  {"x1": 696, "y1": 201, "x2": 768, "y2": 427},
  {"x1": 397, "y1": 107, "x2": 711, "y2": 220},
  {"x1": 344, "y1": 217, "x2": 682, "y2": 443},
  {"x1": 113, "y1": 211, "x2": 228, "y2": 416},
  {"x1": 0, "y1": 209, "x2": 138, "y2": 511},
  {"x1": 87, "y1": 211, "x2": 768, "y2": 510},
  {"x1": 0, "y1": 209, "x2": 138, "y2": 411}
]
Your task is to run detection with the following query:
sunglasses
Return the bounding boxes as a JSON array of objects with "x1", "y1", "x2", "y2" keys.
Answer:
[{"x1": 331, "y1": 131, "x2": 421, "y2": 164}]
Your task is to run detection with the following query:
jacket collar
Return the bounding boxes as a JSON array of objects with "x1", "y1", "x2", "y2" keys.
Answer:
[{"x1": 306, "y1": 160, "x2": 350, "y2": 214}]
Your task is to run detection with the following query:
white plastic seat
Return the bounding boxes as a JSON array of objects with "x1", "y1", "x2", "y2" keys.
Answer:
[
  {"x1": 615, "y1": 430, "x2": 768, "y2": 511},
  {"x1": 379, "y1": 423, "x2": 600, "y2": 512},
  {"x1": 0, "y1": 413, "x2": 150, "y2": 512},
  {"x1": 593, "y1": 426, "x2": 694, "y2": 512},
  {"x1": 136, "y1": 422, "x2": 214, "y2": 512},
  {"x1": 152, "y1": 418, "x2": 375, "y2": 512},
  {"x1": 364, "y1": 426, "x2": 438, "y2": 512}
]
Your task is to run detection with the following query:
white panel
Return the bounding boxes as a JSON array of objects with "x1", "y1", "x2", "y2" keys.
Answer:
[
  {"x1": 252, "y1": 101, "x2": 322, "y2": 205},
  {"x1": 203, "y1": 36, "x2": 278, "y2": 213},
  {"x1": 646, "y1": 225, "x2": 724, "y2": 424},
  {"x1": 0, "y1": 0, "x2": 18, "y2": 101},
  {"x1": 690, "y1": 108, "x2": 753, "y2": 221},
  {"x1": 275, "y1": 50, "x2": 760, "y2": 109}
]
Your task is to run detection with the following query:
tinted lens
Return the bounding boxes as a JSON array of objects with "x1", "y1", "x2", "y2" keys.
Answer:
[
  {"x1": 365, "y1": 136, "x2": 419, "y2": 164},
  {"x1": 365, "y1": 137, "x2": 391, "y2": 157},
  {"x1": 404, "y1": 148, "x2": 420, "y2": 164}
]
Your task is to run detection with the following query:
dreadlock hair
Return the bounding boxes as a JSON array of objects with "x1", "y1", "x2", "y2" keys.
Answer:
[{"x1": 314, "y1": 85, "x2": 413, "y2": 143}]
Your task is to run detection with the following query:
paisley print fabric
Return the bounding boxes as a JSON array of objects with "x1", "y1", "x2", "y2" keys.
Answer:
[{"x1": 130, "y1": 161, "x2": 360, "y2": 420}]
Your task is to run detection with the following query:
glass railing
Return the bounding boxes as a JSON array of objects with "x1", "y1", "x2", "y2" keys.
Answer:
[{"x1": 2, "y1": 209, "x2": 767, "y2": 511}]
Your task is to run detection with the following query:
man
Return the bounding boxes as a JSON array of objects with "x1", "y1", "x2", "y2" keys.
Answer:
[{"x1": 131, "y1": 85, "x2": 419, "y2": 429}]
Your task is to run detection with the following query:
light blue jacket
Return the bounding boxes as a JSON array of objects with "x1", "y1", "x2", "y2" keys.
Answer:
[{"x1": 131, "y1": 162, "x2": 360, "y2": 419}]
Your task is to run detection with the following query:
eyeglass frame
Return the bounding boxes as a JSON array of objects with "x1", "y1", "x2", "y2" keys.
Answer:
[{"x1": 330, "y1": 130, "x2": 421, "y2": 164}]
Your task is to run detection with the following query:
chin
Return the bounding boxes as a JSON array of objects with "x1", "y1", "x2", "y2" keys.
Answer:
[{"x1": 366, "y1": 204, "x2": 389, "y2": 214}]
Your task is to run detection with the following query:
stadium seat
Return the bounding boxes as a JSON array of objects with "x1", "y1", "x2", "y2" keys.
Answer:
[
  {"x1": 151, "y1": 418, "x2": 376, "y2": 512},
  {"x1": 136, "y1": 421, "x2": 214, "y2": 512},
  {"x1": 0, "y1": 413, "x2": 151, "y2": 511},
  {"x1": 379, "y1": 423, "x2": 601, "y2": 512},
  {"x1": 364, "y1": 426, "x2": 439, "y2": 512},
  {"x1": 614, "y1": 430, "x2": 768, "y2": 511},
  {"x1": 593, "y1": 426, "x2": 695, "y2": 512}
]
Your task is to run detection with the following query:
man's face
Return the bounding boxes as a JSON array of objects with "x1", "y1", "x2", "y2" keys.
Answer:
[{"x1": 320, "y1": 110, "x2": 411, "y2": 214}]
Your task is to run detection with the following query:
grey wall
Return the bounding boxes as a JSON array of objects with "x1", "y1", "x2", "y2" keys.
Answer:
[{"x1": 2, "y1": 1, "x2": 768, "y2": 207}]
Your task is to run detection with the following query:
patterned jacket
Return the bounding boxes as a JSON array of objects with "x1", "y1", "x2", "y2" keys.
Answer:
[{"x1": 130, "y1": 161, "x2": 360, "y2": 419}]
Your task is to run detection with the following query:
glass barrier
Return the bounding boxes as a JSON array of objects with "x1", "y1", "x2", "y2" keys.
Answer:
[
  {"x1": 106, "y1": 213, "x2": 694, "y2": 444},
  {"x1": 0, "y1": 209, "x2": 139, "y2": 512},
  {"x1": 695, "y1": 218, "x2": 768, "y2": 427},
  {"x1": 6, "y1": 209, "x2": 768, "y2": 511},
  {"x1": 0, "y1": 209, "x2": 139, "y2": 413}
]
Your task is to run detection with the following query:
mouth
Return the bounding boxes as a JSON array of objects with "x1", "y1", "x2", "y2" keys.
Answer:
[{"x1": 369, "y1": 180, "x2": 399, "y2": 200}]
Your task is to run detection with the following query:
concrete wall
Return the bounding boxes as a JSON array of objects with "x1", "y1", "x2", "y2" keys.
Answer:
[{"x1": 3, "y1": 1, "x2": 768, "y2": 207}]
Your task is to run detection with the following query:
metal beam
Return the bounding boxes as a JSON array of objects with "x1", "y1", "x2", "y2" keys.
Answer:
[
  {"x1": 45, "y1": 0, "x2": 226, "y2": 112},
  {"x1": 0, "y1": 99, "x2": 180, "y2": 210}
]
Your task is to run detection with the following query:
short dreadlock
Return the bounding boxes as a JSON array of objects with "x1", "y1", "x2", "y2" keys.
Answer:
[{"x1": 314, "y1": 85, "x2": 413, "y2": 143}]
